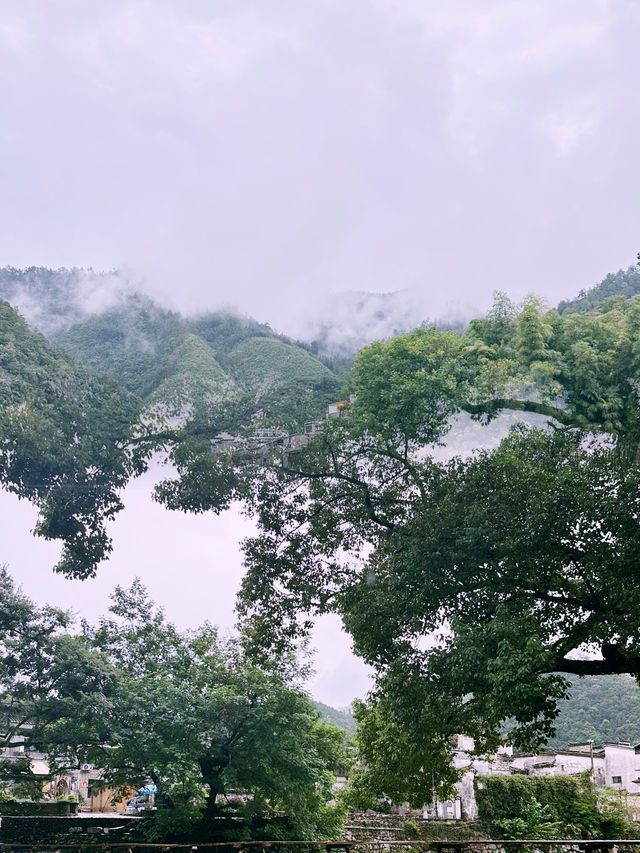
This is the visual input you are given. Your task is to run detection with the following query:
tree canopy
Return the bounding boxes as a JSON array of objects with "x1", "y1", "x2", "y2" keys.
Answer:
[
  {"x1": 0, "y1": 570, "x2": 347, "y2": 839},
  {"x1": 0, "y1": 301, "x2": 145, "y2": 577},
  {"x1": 230, "y1": 290, "x2": 640, "y2": 798}
]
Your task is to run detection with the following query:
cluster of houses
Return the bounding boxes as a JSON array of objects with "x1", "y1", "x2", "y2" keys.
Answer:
[
  {"x1": 429, "y1": 736, "x2": 640, "y2": 822},
  {"x1": 1, "y1": 740, "x2": 133, "y2": 813},
  {"x1": 5, "y1": 735, "x2": 640, "y2": 817}
]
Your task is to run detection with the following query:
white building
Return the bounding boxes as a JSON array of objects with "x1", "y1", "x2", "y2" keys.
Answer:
[{"x1": 430, "y1": 738, "x2": 640, "y2": 821}]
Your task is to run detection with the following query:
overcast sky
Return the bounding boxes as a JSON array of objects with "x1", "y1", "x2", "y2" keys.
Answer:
[
  {"x1": 1, "y1": 0, "x2": 640, "y2": 705},
  {"x1": 0, "y1": 0, "x2": 638, "y2": 324}
]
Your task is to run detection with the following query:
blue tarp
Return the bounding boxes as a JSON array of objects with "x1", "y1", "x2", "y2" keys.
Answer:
[{"x1": 136, "y1": 784, "x2": 158, "y2": 795}]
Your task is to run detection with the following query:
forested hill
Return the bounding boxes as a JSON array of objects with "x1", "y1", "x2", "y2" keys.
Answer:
[
  {"x1": 557, "y1": 263, "x2": 640, "y2": 315},
  {"x1": 313, "y1": 701, "x2": 356, "y2": 735},
  {"x1": 5, "y1": 260, "x2": 640, "y2": 579},
  {"x1": 0, "y1": 267, "x2": 344, "y2": 433},
  {"x1": 0, "y1": 299, "x2": 140, "y2": 576},
  {"x1": 549, "y1": 674, "x2": 640, "y2": 749}
]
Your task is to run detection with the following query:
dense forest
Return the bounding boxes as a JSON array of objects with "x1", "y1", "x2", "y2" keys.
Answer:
[
  {"x1": 549, "y1": 674, "x2": 640, "y2": 748},
  {"x1": 557, "y1": 263, "x2": 640, "y2": 315}
]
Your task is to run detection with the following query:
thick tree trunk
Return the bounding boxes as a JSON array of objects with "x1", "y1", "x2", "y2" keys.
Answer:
[{"x1": 200, "y1": 757, "x2": 226, "y2": 816}]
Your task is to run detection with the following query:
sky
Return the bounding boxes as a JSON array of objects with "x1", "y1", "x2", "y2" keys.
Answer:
[
  {"x1": 1, "y1": 0, "x2": 640, "y2": 705},
  {"x1": 0, "y1": 0, "x2": 638, "y2": 325}
]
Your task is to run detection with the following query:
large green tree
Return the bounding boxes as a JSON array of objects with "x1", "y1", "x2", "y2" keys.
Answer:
[
  {"x1": 82, "y1": 581, "x2": 347, "y2": 838},
  {"x1": 0, "y1": 570, "x2": 346, "y2": 838},
  {"x1": 0, "y1": 568, "x2": 121, "y2": 784},
  {"x1": 227, "y1": 293, "x2": 640, "y2": 799},
  {"x1": 8, "y1": 276, "x2": 640, "y2": 802}
]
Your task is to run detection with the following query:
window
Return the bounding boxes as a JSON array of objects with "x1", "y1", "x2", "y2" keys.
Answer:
[{"x1": 612, "y1": 775, "x2": 623, "y2": 784}]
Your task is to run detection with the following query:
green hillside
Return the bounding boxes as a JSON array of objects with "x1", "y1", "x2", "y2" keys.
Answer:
[
  {"x1": 144, "y1": 334, "x2": 240, "y2": 423},
  {"x1": 0, "y1": 268, "x2": 345, "y2": 431},
  {"x1": 56, "y1": 295, "x2": 188, "y2": 398},
  {"x1": 548, "y1": 674, "x2": 640, "y2": 748},
  {"x1": 313, "y1": 701, "x2": 356, "y2": 735},
  {"x1": 0, "y1": 300, "x2": 139, "y2": 576},
  {"x1": 226, "y1": 336, "x2": 335, "y2": 395},
  {"x1": 189, "y1": 311, "x2": 282, "y2": 356},
  {"x1": 0, "y1": 266, "x2": 124, "y2": 336},
  {"x1": 558, "y1": 264, "x2": 640, "y2": 315}
]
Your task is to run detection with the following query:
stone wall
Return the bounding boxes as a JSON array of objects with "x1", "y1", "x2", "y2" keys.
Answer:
[
  {"x1": 344, "y1": 813, "x2": 484, "y2": 842},
  {"x1": 0, "y1": 814, "x2": 143, "y2": 844}
]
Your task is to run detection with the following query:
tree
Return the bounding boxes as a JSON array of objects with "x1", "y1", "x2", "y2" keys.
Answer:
[
  {"x1": 0, "y1": 571, "x2": 347, "y2": 838},
  {"x1": 227, "y1": 296, "x2": 640, "y2": 800},
  {"x1": 0, "y1": 302, "x2": 146, "y2": 577},
  {"x1": 9, "y1": 284, "x2": 640, "y2": 803},
  {"x1": 81, "y1": 582, "x2": 347, "y2": 838},
  {"x1": 0, "y1": 568, "x2": 121, "y2": 785}
]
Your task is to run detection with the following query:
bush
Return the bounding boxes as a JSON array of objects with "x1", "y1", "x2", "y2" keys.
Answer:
[{"x1": 475, "y1": 773, "x2": 632, "y2": 839}]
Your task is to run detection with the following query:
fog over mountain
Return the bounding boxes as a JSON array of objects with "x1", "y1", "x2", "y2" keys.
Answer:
[
  {"x1": 0, "y1": 266, "x2": 472, "y2": 357},
  {"x1": 0, "y1": 267, "x2": 137, "y2": 337},
  {"x1": 284, "y1": 288, "x2": 473, "y2": 356}
]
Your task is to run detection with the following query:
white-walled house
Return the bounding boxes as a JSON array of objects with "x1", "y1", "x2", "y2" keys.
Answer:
[{"x1": 427, "y1": 738, "x2": 640, "y2": 821}]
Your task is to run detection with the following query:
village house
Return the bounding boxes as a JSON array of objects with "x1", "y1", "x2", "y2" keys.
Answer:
[{"x1": 429, "y1": 737, "x2": 640, "y2": 822}]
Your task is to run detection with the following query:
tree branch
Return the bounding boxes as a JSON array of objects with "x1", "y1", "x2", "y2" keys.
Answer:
[{"x1": 464, "y1": 398, "x2": 579, "y2": 427}]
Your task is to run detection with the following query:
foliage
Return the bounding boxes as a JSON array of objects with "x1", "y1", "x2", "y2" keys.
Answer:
[
  {"x1": 190, "y1": 311, "x2": 288, "y2": 356},
  {"x1": 0, "y1": 570, "x2": 346, "y2": 840},
  {"x1": 558, "y1": 264, "x2": 640, "y2": 315},
  {"x1": 10, "y1": 263, "x2": 640, "y2": 803},
  {"x1": 0, "y1": 758, "x2": 43, "y2": 800},
  {"x1": 343, "y1": 694, "x2": 461, "y2": 809},
  {"x1": 251, "y1": 376, "x2": 343, "y2": 432},
  {"x1": 0, "y1": 301, "x2": 146, "y2": 576},
  {"x1": 548, "y1": 674, "x2": 640, "y2": 748},
  {"x1": 0, "y1": 789, "x2": 17, "y2": 803},
  {"x1": 81, "y1": 581, "x2": 346, "y2": 839},
  {"x1": 0, "y1": 279, "x2": 346, "y2": 573},
  {"x1": 0, "y1": 567, "x2": 122, "y2": 788},
  {"x1": 475, "y1": 773, "x2": 630, "y2": 839},
  {"x1": 492, "y1": 798, "x2": 563, "y2": 840},
  {"x1": 313, "y1": 701, "x2": 356, "y2": 735},
  {"x1": 224, "y1": 336, "x2": 335, "y2": 394},
  {"x1": 143, "y1": 333, "x2": 239, "y2": 423},
  {"x1": 0, "y1": 266, "x2": 122, "y2": 337},
  {"x1": 338, "y1": 769, "x2": 392, "y2": 813},
  {"x1": 55, "y1": 294, "x2": 189, "y2": 398},
  {"x1": 231, "y1": 290, "x2": 640, "y2": 798}
]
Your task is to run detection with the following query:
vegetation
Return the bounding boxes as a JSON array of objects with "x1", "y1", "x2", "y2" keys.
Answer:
[
  {"x1": 549, "y1": 674, "x2": 640, "y2": 748},
  {"x1": 230, "y1": 284, "x2": 640, "y2": 799},
  {"x1": 0, "y1": 569, "x2": 348, "y2": 840},
  {"x1": 313, "y1": 701, "x2": 356, "y2": 735},
  {"x1": 0, "y1": 270, "x2": 348, "y2": 576},
  {"x1": 0, "y1": 301, "x2": 144, "y2": 576},
  {"x1": 0, "y1": 266, "x2": 124, "y2": 336},
  {"x1": 55, "y1": 295, "x2": 189, "y2": 398},
  {"x1": 190, "y1": 311, "x2": 292, "y2": 356},
  {"x1": 558, "y1": 262, "x2": 640, "y2": 315},
  {"x1": 143, "y1": 334, "x2": 239, "y2": 423},
  {"x1": 8, "y1": 261, "x2": 640, "y2": 810},
  {"x1": 475, "y1": 774, "x2": 630, "y2": 839},
  {"x1": 224, "y1": 336, "x2": 335, "y2": 394}
]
